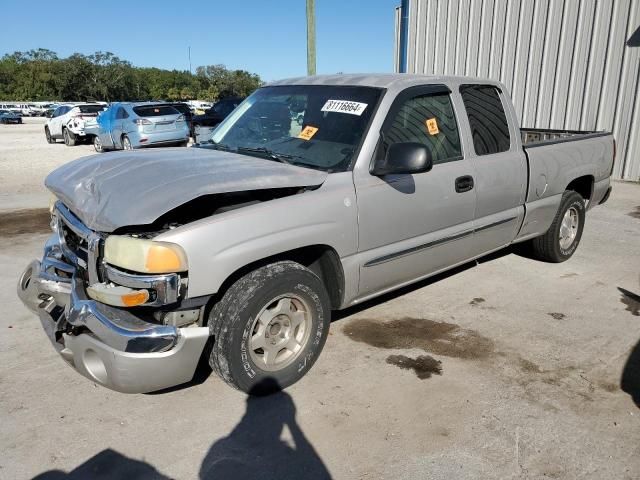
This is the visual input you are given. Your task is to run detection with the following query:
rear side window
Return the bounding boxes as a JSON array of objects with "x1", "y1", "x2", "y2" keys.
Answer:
[
  {"x1": 133, "y1": 105, "x2": 179, "y2": 117},
  {"x1": 384, "y1": 93, "x2": 462, "y2": 164},
  {"x1": 116, "y1": 107, "x2": 129, "y2": 119},
  {"x1": 460, "y1": 85, "x2": 510, "y2": 155}
]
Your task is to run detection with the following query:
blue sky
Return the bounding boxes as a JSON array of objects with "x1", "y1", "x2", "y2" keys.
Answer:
[{"x1": 0, "y1": 0, "x2": 398, "y2": 81}]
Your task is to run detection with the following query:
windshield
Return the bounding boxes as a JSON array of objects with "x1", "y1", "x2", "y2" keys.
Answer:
[{"x1": 207, "y1": 85, "x2": 383, "y2": 172}]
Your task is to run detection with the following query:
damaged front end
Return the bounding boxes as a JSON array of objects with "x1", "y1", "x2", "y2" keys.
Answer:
[{"x1": 17, "y1": 202, "x2": 209, "y2": 393}]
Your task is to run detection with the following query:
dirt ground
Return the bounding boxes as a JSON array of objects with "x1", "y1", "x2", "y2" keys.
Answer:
[{"x1": 0, "y1": 121, "x2": 639, "y2": 479}]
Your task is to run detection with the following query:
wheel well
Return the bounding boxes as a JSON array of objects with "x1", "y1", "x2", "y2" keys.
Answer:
[
  {"x1": 212, "y1": 245, "x2": 345, "y2": 311},
  {"x1": 566, "y1": 175, "x2": 594, "y2": 202}
]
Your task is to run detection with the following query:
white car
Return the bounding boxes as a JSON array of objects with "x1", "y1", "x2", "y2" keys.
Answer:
[{"x1": 45, "y1": 103, "x2": 106, "y2": 146}]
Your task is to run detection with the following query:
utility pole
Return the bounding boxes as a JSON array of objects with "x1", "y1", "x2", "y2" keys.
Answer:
[{"x1": 306, "y1": 0, "x2": 316, "y2": 76}]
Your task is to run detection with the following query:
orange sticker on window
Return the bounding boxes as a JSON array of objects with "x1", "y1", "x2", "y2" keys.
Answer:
[
  {"x1": 425, "y1": 118, "x2": 439, "y2": 135},
  {"x1": 298, "y1": 125, "x2": 319, "y2": 141}
]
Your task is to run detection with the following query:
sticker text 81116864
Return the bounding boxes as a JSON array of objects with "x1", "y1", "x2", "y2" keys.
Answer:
[{"x1": 321, "y1": 100, "x2": 368, "y2": 116}]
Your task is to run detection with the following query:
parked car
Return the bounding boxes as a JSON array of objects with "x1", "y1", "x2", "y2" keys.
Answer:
[
  {"x1": 45, "y1": 103, "x2": 106, "y2": 146},
  {"x1": 160, "y1": 102, "x2": 194, "y2": 138},
  {"x1": 91, "y1": 102, "x2": 189, "y2": 152},
  {"x1": 0, "y1": 109, "x2": 22, "y2": 124},
  {"x1": 18, "y1": 74, "x2": 614, "y2": 395},
  {"x1": 191, "y1": 97, "x2": 244, "y2": 132}
]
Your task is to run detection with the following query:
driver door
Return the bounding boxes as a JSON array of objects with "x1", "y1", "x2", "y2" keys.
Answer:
[{"x1": 354, "y1": 86, "x2": 477, "y2": 298}]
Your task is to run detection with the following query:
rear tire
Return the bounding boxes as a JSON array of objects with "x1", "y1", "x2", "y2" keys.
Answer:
[
  {"x1": 122, "y1": 135, "x2": 132, "y2": 150},
  {"x1": 93, "y1": 135, "x2": 104, "y2": 153},
  {"x1": 63, "y1": 128, "x2": 76, "y2": 146},
  {"x1": 45, "y1": 127, "x2": 55, "y2": 144},
  {"x1": 530, "y1": 190, "x2": 586, "y2": 263},
  {"x1": 208, "y1": 261, "x2": 331, "y2": 395}
]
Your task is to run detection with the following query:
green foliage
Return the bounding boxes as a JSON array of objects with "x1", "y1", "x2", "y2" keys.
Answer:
[{"x1": 0, "y1": 50, "x2": 263, "y2": 102}]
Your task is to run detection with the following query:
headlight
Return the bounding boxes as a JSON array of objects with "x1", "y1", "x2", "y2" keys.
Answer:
[{"x1": 104, "y1": 236, "x2": 188, "y2": 274}]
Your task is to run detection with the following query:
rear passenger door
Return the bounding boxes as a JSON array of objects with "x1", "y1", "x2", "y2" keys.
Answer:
[
  {"x1": 112, "y1": 107, "x2": 129, "y2": 147},
  {"x1": 458, "y1": 85, "x2": 527, "y2": 255},
  {"x1": 355, "y1": 85, "x2": 477, "y2": 298}
]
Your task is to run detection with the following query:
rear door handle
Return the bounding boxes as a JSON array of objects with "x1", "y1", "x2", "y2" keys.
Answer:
[{"x1": 455, "y1": 175, "x2": 474, "y2": 193}]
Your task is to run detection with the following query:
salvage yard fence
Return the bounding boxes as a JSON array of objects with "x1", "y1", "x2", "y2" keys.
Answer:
[{"x1": 395, "y1": 0, "x2": 640, "y2": 181}]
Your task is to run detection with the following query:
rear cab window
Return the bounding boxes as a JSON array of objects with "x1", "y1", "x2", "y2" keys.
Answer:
[
  {"x1": 459, "y1": 85, "x2": 511, "y2": 155},
  {"x1": 133, "y1": 105, "x2": 180, "y2": 117},
  {"x1": 382, "y1": 88, "x2": 463, "y2": 165},
  {"x1": 77, "y1": 105, "x2": 105, "y2": 114}
]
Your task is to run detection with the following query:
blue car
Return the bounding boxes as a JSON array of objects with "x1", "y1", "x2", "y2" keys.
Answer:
[
  {"x1": 92, "y1": 102, "x2": 190, "y2": 152},
  {"x1": 0, "y1": 109, "x2": 22, "y2": 124}
]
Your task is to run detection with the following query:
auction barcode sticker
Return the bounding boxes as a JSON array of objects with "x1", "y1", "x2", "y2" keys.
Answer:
[{"x1": 321, "y1": 100, "x2": 368, "y2": 116}]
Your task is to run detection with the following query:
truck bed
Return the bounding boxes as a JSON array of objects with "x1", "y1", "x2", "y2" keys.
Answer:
[{"x1": 521, "y1": 127, "x2": 609, "y2": 147}]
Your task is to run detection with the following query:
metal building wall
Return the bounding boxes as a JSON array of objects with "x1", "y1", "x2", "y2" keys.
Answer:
[{"x1": 396, "y1": 0, "x2": 640, "y2": 181}]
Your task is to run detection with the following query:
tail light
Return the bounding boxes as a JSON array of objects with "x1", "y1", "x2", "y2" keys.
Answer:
[{"x1": 134, "y1": 118, "x2": 152, "y2": 126}]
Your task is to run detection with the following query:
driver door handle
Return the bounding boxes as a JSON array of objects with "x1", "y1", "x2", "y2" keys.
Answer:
[{"x1": 455, "y1": 175, "x2": 474, "y2": 193}]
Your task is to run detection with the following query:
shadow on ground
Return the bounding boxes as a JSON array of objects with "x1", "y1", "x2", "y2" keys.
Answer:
[{"x1": 32, "y1": 379, "x2": 331, "y2": 480}]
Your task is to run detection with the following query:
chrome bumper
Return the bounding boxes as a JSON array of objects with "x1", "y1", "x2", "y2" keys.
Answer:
[{"x1": 17, "y1": 236, "x2": 209, "y2": 394}]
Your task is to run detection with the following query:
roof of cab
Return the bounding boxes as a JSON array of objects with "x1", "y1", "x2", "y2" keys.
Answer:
[{"x1": 267, "y1": 73, "x2": 505, "y2": 93}]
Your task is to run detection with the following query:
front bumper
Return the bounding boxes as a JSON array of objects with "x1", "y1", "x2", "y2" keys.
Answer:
[{"x1": 17, "y1": 237, "x2": 209, "y2": 394}]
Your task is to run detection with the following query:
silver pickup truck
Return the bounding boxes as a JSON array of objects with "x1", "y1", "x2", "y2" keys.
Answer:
[{"x1": 18, "y1": 74, "x2": 614, "y2": 395}]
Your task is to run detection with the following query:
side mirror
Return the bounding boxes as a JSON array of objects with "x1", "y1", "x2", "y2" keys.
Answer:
[
  {"x1": 45, "y1": 111, "x2": 53, "y2": 118},
  {"x1": 372, "y1": 142, "x2": 433, "y2": 176}
]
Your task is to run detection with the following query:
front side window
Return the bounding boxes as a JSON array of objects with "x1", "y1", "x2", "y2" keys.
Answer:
[
  {"x1": 383, "y1": 93, "x2": 462, "y2": 165},
  {"x1": 208, "y1": 85, "x2": 383, "y2": 172},
  {"x1": 460, "y1": 85, "x2": 511, "y2": 155},
  {"x1": 116, "y1": 107, "x2": 128, "y2": 119}
]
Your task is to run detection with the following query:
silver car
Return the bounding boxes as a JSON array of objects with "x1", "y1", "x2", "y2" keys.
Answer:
[{"x1": 92, "y1": 102, "x2": 190, "y2": 152}]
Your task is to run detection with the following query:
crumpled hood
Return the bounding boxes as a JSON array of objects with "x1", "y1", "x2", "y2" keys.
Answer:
[{"x1": 45, "y1": 147, "x2": 328, "y2": 232}]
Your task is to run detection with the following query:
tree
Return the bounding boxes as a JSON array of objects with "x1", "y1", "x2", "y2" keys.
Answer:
[{"x1": 0, "y1": 50, "x2": 262, "y2": 101}]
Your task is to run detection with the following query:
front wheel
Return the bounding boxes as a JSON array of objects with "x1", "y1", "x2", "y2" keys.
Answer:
[
  {"x1": 45, "y1": 127, "x2": 55, "y2": 144},
  {"x1": 530, "y1": 190, "x2": 586, "y2": 262},
  {"x1": 208, "y1": 261, "x2": 331, "y2": 395}
]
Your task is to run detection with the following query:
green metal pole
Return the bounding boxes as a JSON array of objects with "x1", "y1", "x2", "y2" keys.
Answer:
[{"x1": 306, "y1": 0, "x2": 316, "y2": 76}]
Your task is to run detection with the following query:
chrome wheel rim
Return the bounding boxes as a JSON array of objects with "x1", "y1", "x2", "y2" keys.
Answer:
[
  {"x1": 123, "y1": 137, "x2": 132, "y2": 150},
  {"x1": 559, "y1": 207, "x2": 579, "y2": 250},
  {"x1": 248, "y1": 294, "x2": 312, "y2": 372},
  {"x1": 94, "y1": 137, "x2": 102, "y2": 152}
]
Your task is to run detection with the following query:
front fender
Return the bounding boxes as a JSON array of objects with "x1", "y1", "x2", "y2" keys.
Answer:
[{"x1": 156, "y1": 172, "x2": 358, "y2": 298}]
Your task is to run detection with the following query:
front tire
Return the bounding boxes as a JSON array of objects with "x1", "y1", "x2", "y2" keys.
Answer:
[
  {"x1": 530, "y1": 190, "x2": 586, "y2": 262},
  {"x1": 208, "y1": 261, "x2": 331, "y2": 395}
]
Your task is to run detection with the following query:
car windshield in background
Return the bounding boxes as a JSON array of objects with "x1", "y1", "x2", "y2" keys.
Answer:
[
  {"x1": 78, "y1": 105, "x2": 105, "y2": 114},
  {"x1": 133, "y1": 105, "x2": 180, "y2": 117},
  {"x1": 208, "y1": 85, "x2": 383, "y2": 173}
]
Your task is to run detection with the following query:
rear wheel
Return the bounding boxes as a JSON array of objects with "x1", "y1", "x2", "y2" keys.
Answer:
[
  {"x1": 530, "y1": 190, "x2": 586, "y2": 263},
  {"x1": 63, "y1": 128, "x2": 76, "y2": 146},
  {"x1": 122, "y1": 135, "x2": 132, "y2": 150},
  {"x1": 93, "y1": 135, "x2": 104, "y2": 153},
  {"x1": 45, "y1": 127, "x2": 55, "y2": 144},
  {"x1": 208, "y1": 261, "x2": 331, "y2": 395}
]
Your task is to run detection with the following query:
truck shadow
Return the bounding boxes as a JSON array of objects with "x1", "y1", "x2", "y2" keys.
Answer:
[
  {"x1": 32, "y1": 378, "x2": 332, "y2": 480},
  {"x1": 622, "y1": 337, "x2": 640, "y2": 409}
]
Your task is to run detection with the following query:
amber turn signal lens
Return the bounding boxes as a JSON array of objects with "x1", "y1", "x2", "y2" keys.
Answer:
[{"x1": 121, "y1": 290, "x2": 150, "y2": 307}]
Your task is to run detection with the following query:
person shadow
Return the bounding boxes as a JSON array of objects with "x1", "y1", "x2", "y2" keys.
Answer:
[
  {"x1": 31, "y1": 378, "x2": 332, "y2": 480},
  {"x1": 199, "y1": 377, "x2": 332, "y2": 480}
]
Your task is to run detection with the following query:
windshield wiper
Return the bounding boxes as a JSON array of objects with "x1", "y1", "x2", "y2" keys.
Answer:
[
  {"x1": 237, "y1": 146, "x2": 302, "y2": 165},
  {"x1": 203, "y1": 140, "x2": 232, "y2": 151}
]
